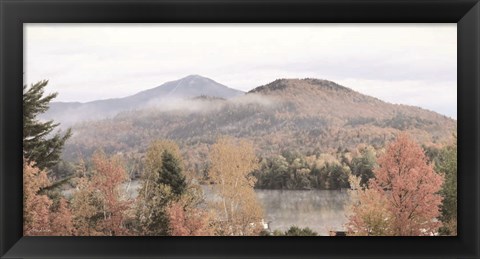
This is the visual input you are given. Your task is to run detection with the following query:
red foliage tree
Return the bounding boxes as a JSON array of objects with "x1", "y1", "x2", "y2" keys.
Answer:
[
  {"x1": 91, "y1": 153, "x2": 132, "y2": 236},
  {"x1": 348, "y1": 134, "x2": 444, "y2": 236},
  {"x1": 166, "y1": 199, "x2": 214, "y2": 236}
]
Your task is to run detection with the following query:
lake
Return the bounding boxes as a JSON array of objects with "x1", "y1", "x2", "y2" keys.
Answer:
[
  {"x1": 66, "y1": 180, "x2": 352, "y2": 236},
  {"x1": 200, "y1": 185, "x2": 351, "y2": 236},
  {"x1": 255, "y1": 189, "x2": 351, "y2": 235}
]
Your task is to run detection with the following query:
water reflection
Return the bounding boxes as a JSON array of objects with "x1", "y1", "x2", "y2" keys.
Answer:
[{"x1": 255, "y1": 189, "x2": 350, "y2": 236}]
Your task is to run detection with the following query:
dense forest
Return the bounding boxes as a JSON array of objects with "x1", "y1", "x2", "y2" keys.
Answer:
[{"x1": 24, "y1": 77, "x2": 457, "y2": 236}]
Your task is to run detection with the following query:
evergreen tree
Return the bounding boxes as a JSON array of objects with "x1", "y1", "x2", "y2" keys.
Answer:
[
  {"x1": 437, "y1": 135, "x2": 457, "y2": 235},
  {"x1": 283, "y1": 226, "x2": 318, "y2": 236},
  {"x1": 272, "y1": 226, "x2": 318, "y2": 236},
  {"x1": 135, "y1": 140, "x2": 186, "y2": 235},
  {"x1": 351, "y1": 146, "x2": 376, "y2": 187},
  {"x1": 158, "y1": 150, "x2": 187, "y2": 196},
  {"x1": 23, "y1": 80, "x2": 71, "y2": 170}
]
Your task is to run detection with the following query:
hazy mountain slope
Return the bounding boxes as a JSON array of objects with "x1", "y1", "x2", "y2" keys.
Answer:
[
  {"x1": 126, "y1": 75, "x2": 243, "y2": 102},
  {"x1": 60, "y1": 78, "x2": 456, "y2": 170},
  {"x1": 41, "y1": 75, "x2": 244, "y2": 126},
  {"x1": 249, "y1": 78, "x2": 451, "y2": 122}
]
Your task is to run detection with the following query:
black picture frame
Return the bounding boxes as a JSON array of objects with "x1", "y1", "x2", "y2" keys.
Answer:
[{"x1": 1, "y1": 0, "x2": 479, "y2": 258}]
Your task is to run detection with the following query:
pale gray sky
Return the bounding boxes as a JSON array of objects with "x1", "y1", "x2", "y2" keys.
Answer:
[{"x1": 24, "y1": 24, "x2": 457, "y2": 119}]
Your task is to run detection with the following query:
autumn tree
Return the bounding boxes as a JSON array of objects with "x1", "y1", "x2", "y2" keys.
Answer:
[
  {"x1": 346, "y1": 176, "x2": 392, "y2": 236},
  {"x1": 136, "y1": 140, "x2": 186, "y2": 235},
  {"x1": 71, "y1": 152, "x2": 131, "y2": 236},
  {"x1": 24, "y1": 159, "x2": 75, "y2": 237},
  {"x1": 347, "y1": 134, "x2": 444, "y2": 236},
  {"x1": 208, "y1": 137, "x2": 263, "y2": 236},
  {"x1": 50, "y1": 197, "x2": 75, "y2": 236},
  {"x1": 23, "y1": 80, "x2": 71, "y2": 170},
  {"x1": 71, "y1": 177, "x2": 104, "y2": 236},
  {"x1": 23, "y1": 159, "x2": 53, "y2": 236},
  {"x1": 166, "y1": 193, "x2": 214, "y2": 236},
  {"x1": 90, "y1": 153, "x2": 131, "y2": 235}
]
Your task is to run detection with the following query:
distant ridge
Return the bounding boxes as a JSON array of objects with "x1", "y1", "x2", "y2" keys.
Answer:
[{"x1": 41, "y1": 75, "x2": 244, "y2": 126}]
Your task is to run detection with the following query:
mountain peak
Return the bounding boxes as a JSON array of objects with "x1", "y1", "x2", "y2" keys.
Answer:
[
  {"x1": 248, "y1": 78, "x2": 352, "y2": 94},
  {"x1": 131, "y1": 74, "x2": 244, "y2": 101},
  {"x1": 183, "y1": 74, "x2": 207, "y2": 80}
]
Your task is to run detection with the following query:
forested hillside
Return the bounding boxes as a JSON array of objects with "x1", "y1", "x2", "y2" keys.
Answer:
[{"x1": 55, "y1": 77, "x2": 456, "y2": 181}]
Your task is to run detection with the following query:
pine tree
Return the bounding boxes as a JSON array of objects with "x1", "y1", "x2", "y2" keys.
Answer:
[
  {"x1": 135, "y1": 140, "x2": 186, "y2": 235},
  {"x1": 437, "y1": 135, "x2": 457, "y2": 235},
  {"x1": 23, "y1": 80, "x2": 72, "y2": 170},
  {"x1": 158, "y1": 150, "x2": 187, "y2": 196}
]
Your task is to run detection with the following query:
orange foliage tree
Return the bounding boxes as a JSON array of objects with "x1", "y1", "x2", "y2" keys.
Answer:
[
  {"x1": 166, "y1": 197, "x2": 214, "y2": 236},
  {"x1": 50, "y1": 197, "x2": 75, "y2": 235},
  {"x1": 23, "y1": 160, "x2": 53, "y2": 236},
  {"x1": 347, "y1": 134, "x2": 444, "y2": 236},
  {"x1": 90, "y1": 153, "x2": 132, "y2": 235},
  {"x1": 71, "y1": 153, "x2": 132, "y2": 236},
  {"x1": 24, "y1": 159, "x2": 76, "y2": 236}
]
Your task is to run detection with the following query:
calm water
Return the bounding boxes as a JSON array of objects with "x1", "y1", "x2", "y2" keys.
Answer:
[
  {"x1": 255, "y1": 189, "x2": 350, "y2": 235},
  {"x1": 65, "y1": 180, "x2": 351, "y2": 236},
  {"x1": 200, "y1": 185, "x2": 351, "y2": 236}
]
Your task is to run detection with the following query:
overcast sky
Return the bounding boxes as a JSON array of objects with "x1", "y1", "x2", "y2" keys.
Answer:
[{"x1": 24, "y1": 24, "x2": 457, "y2": 119}]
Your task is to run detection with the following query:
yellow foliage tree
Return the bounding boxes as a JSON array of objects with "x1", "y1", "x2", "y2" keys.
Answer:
[
  {"x1": 208, "y1": 137, "x2": 263, "y2": 236},
  {"x1": 71, "y1": 177, "x2": 103, "y2": 235}
]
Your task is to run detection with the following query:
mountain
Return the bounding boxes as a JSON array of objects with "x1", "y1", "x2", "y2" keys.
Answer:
[
  {"x1": 41, "y1": 75, "x2": 244, "y2": 126},
  {"x1": 248, "y1": 78, "x2": 450, "y2": 121},
  {"x1": 60, "y1": 78, "x2": 457, "y2": 174},
  {"x1": 129, "y1": 74, "x2": 243, "y2": 101}
]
